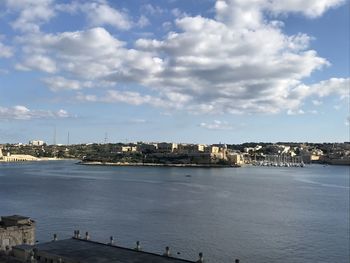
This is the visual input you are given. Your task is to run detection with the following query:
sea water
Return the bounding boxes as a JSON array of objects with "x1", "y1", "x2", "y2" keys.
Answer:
[{"x1": 0, "y1": 161, "x2": 348, "y2": 262}]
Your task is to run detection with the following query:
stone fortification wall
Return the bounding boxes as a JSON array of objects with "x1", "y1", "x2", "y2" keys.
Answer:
[{"x1": 0, "y1": 216, "x2": 35, "y2": 251}]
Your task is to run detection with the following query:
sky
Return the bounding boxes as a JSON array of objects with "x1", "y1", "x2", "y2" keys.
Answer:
[{"x1": 0, "y1": 0, "x2": 349, "y2": 145}]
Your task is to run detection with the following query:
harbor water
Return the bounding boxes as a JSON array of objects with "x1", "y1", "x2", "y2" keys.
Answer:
[{"x1": 0, "y1": 161, "x2": 349, "y2": 262}]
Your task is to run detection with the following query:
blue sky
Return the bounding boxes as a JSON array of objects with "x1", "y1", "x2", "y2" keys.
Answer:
[{"x1": 0, "y1": 0, "x2": 349, "y2": 144}]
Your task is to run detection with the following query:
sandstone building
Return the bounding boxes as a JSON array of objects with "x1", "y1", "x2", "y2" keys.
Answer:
[{"x1": 0, "y1": 215, "x2": 35, "y2": 251}]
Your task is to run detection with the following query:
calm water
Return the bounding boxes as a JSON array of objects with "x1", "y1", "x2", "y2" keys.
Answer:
[{"x1": 0, "y1": 161, "x2": 349, "y2": 262}]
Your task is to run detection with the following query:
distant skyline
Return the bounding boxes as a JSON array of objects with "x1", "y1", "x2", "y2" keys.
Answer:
[{"x1": 0, "y1": 0, "x2": 349, "y2": 144}]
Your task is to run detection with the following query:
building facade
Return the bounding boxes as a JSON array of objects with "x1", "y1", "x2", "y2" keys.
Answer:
[{"x1": 0, "y1": 215, "x2": 35, "y2": 251}]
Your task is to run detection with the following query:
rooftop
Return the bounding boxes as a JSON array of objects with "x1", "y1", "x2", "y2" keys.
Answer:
[
  {"x1": 0, "y1": 215, "x2": 33, "y2": 227},
  {"x1": 34, "y1": 238, "x2": 198, "y2": 263}
]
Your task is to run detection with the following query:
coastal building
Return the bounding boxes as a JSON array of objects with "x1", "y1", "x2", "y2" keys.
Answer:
[
  {"x1": 121, "y1": 146, "x2": 137, "y2": 152},
  {"x1": 114, "y1": 144, "x2": 138, "y2": 153},
  {"x1": 197, "y1": 144, "x2": 206, "y2": 152},
  {"x1": 0, "y1": 153, "x2": 38, "y2": 162},
  {"x1": 210, "y1": 144, "x2": 228, "y2": 161},
  {"x1": 228, "y1": 153, "x2": 244, "y2": 165},
  {"x1": 137, "y1": 143, "x2": 157, "y2": 153},
  {"x1": 210, "y1": 146, "x2": 220, "y2": 154},
  {"x1": 157, "y1": 143, "x2": 178, "y2": 153},
  {"x1": 0, "y1": 215, "x2": 35, "y2": 251},
  {"x1": 29, "y1": 140, "x2": 45, "y2": 146},
  {"x1": 301, "y1": 148, "x2": 324, "y2": 163},
  {"x1": 177, "y1": 144, "x2": 205, "y2": 154}
]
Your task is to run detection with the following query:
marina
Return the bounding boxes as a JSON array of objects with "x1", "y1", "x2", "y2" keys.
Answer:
[{"x1": 251, "y1": 155, "x2": 305, "y2": 167}]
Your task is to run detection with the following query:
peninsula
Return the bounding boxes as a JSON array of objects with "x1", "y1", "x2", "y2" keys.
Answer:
[{"x1": 1, "y1": 141, "x2": 349, "y2": 166}]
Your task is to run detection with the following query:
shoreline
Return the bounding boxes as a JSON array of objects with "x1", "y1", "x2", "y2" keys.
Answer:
[
  {"x1": 0, "y1": 157, "x2": 77, "y2": 163},
  {"x1": 77, "y1": 161, "x2": 241, "y2": 168}
]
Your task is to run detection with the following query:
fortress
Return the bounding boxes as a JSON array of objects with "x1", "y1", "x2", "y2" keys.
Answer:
[
  {"x1": 0, "y1": 215, "x2": 36, "y2": 251},
  {"x1": 0, "y1": 148, "x2": 38, "y2": 162}
]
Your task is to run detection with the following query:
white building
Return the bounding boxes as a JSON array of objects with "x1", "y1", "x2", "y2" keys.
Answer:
[{"x1": 29, "y1": 140, "x2": 45, "y2": 146}]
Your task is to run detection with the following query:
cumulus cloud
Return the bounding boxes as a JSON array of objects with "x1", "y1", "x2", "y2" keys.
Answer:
[
  {"x1": 12, "y1": 0, "x2": 348, "y2": 115},
  {"x1": 136, "y1": 15, "x2": 150, "y2": 28},
  {"x1": 15, "y1": 55, "x2": 57, "y2": 73},
  {"x1": 56, "y1": 1, "x2": 132, "y2": 30},
  {"x1": 0, "y1": 41, "x2": 13, "y2": 58},
  {"x1": 0, "y1": 105, "x2": 72, "y2": 120},
  {"x1": 82, "y1": 2, "x2": 132, "y2": 30},
  {"x1": 200, "y1": 120, "x2": 233, "y2": 130},
  {"x1": 215, "y1": 0, "x2": 345, "y2": 28},
  {"x1": 134, "y1": 15, "x2": 329, "y2": 114},
  {"x1": 5, "y1": 0, "x2": 134, "y2": 32},
  {"x1": 43, "y1": 76, "x2": 93, "y2": 91},
  {"x1": 76, "y1": 90, "x2": 170, "y2": 108},
  {"x1": 15, "y1": 26, "x2": 168, "y2": 98},
  {"x1": 5, "y1": 0, "x2": 55, "y2": 32},
  {"x1": 309, "y1": 78, "x2": 349, "y2": 98},
  {"x1": 267, "y1": 0, "x2": 345, "y2": 18},
  {"x1": 141, "y1": 4, "x2": 165, "y2": 15},
  {"x1": 290, "y1": 78, "x2": 350, "y2": 100},
  {"x1": 287, "y1": 109, "x2": 305, "y2": 115}
]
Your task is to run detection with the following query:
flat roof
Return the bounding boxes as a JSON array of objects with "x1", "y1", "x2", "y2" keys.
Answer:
[
  {"x1": 1, "y1": 215, "x2": 30, "y2": 221},
  {"x1": 0, "y1": 254, "x2": 23, "y2": 263},
  {"x1": 35, "y1": 238, "x2": 197, "y2": 263}
]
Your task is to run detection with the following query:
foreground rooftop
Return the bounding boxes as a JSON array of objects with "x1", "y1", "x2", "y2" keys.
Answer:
[{"x1": 31, "y1": 237, "x2": 200, "y2": 263}]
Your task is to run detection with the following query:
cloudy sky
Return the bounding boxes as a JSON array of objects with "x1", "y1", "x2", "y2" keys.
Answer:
[{"x1": 0, "y1": 0, "x2": 349, "y2": 144}]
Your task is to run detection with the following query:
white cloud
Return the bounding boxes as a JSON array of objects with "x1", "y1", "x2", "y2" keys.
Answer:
[
  {"x1": 5, "y1": 0, "x2": 55, "y2": 33},
  {"x1": 290, "y1": 78, "x2": 350, "y2": 100},
  {"x1": 134, "y1": 15, "x2": 329, "y2": 114},
  {"x1": 0, "y1": 41, "x2": 13, "y2": 58},
  {"x1": 312, "y1": 99, "x2": 322, "y2": 106},
  {"x1": 311, "y1": 78, "x2": 349, "y2": 98},
  {"x1": 77, "y1": 90, "x2": 169, "y2": 108},
  {"x1": 171, "y1": 8, "x2": 188, "y2": 18},
  {"x1": 0, "y1": 105, "x2": 72, "y2": 120},
  {"x1": 162, "y1": 21, "x2": 173, "y2": 30},
  {"x1": 15, "y1": 55, "x2": 57, "y2": 73},
  {"x1": 83, "y1": 2, "x2": 132, "y2": 30},
  {"x1": 12, "y1": 0, "x2": 348, "y2": 116},
  {"x1": 43, "y1": 76, "x2": 93, "y2": 91},
  {"x1": 267, "y1": 0, "x2": 345, "y2": 18},
  {"x1": 200, "y1": 120, "x2": 233, "y2": 130},
  {"x1": 56, "y1": 109, "x2": 70, "y2": 118},
  {"x1": 129, "y1": 118, "x2": 147, "y2": 124},
  {"x1": 287, "y1": 109, "x2": 305, "y2": 115},
  {"x1": 136, "y1": 15, "x2": 150, "y2": 28},
  {"x1": 5, "y1": 0, "x2": 134, "y2": 32},
  {"x1": 15, "y1": 27, "x2": 172, "y2": 109},
  {"x1": 215, "y1": 0, "x2": 345, "y2": 28},
  {"x1": 56, "y1": 1, "x2": 132, "y2": 30},
  {"x1": 141, "y1": 4, "x2": 164, "y2": 15},
  {"x1": 16, "y1": 27, "x2": 127, "y2": 78}
]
